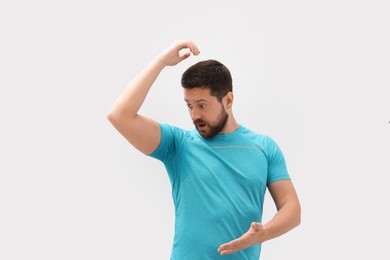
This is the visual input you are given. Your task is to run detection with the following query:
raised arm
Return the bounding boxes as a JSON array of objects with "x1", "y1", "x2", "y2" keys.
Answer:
[{"x1": 107, "y1": 40, "x2": 200, "y2": 154}]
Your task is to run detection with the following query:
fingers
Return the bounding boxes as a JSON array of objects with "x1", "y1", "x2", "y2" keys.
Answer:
[
  {"x1": 217, "y1": 222, "x2": 263, "y2": 255},
  {"x1": 174, "y1": 40, "x2": 200, "y2": 56},
  {"x1": 188, "y1": 41, "x2": 200, "y2": 56},
  {"x1": 218, "y1": 238, "x2": 247, "y2": 255},
  {"x1": 217, "y1": 241, "x2": 236, "y2": 255},
  {"x1": 158, "y1": 40, "x2": 200, "y2": 66}
]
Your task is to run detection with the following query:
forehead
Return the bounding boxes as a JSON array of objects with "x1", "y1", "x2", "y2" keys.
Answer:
[{"x1": 183, "y1": 88, "x2": 216, "y2": 102}]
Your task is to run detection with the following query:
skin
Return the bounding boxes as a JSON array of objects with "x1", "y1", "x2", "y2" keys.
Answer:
[
  {"x1": 217, "y1": 179, "x2": 301, "y2": 255},
  {"x1": 107, "y1": 40, "x2": 301, "y2": 255},
  {"x1": 184, "y1": 87, "x2": 233, "y2": 138}
]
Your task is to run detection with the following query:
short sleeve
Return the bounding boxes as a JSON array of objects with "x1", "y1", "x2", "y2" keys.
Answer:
[
  {"x1": 148, "y1": 123, "x2": 187, "y2": 164},
  {"x1": 266, "y1": 137, "x2": 290, "y2": 185}
]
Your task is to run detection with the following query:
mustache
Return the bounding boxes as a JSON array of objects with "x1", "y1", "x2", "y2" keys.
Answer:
[{"x1": 193, "y1": 119, "x2": 207, "y2": 125}]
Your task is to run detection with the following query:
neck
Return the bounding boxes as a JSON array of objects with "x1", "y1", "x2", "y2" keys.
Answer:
[{"x1": 220, "y1": 114, "x2": 239, "y2": 134}]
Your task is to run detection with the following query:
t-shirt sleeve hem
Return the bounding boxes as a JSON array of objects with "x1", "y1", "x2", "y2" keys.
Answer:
[
  {"x1": 148, "y1": 123, "x2": 174, "y2": 162},
  {"x1": 147, "y1": 123, "x2": 163, "y2": 158},
  {"x1": 267, "y1": 173, "x2": 291, "y2": 185}
]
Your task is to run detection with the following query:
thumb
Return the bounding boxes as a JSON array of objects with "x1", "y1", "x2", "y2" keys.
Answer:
[
  {"x1": 251, "y1": 222, "x2": 261, "y2": 230},
  {"x1": 179, "y1": 52, "x2": 191, "y2": 61}
]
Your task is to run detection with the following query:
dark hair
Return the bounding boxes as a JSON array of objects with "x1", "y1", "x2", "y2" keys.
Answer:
[{"x1": 181, "y1": 59, "x2": 233, "y2": 102}]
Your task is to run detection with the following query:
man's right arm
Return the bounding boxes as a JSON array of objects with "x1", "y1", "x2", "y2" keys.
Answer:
[{"x1": 106, "y1": 40, "x2": 200, "y2": 155}]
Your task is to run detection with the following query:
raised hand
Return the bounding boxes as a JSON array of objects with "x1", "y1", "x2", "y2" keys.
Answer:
[
  {"x1": 156, "y1": 40, "x2": 200, "y2": 67},
  {"x1": 217, "y1": 222, "x2": 266, "y2": 255}
]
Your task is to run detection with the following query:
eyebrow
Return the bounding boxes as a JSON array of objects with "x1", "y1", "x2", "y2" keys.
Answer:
[{"x1": 184, "y1": 99, "x2": 208, "y2": 103}]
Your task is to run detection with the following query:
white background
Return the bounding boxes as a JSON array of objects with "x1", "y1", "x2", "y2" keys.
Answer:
[{"x1": 1, "y1": 0, "x2": 389, "y2": 259}]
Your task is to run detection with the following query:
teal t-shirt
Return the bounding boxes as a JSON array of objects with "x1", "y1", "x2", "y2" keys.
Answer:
[{"x1": 149, "y1": 124, "x2": 290, "y2": 260}]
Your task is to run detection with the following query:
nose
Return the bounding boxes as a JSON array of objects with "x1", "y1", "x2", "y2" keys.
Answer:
[{"x1": 190, "y1": 108, "x2": 201, "y2": 120}]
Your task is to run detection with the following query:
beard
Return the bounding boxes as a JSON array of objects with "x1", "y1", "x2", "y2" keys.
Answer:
[{"x1": 193, "y1": 107, "x2": 229, "y2": 138}]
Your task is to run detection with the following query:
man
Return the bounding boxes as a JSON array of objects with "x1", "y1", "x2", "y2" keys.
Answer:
[{"x1": 107, "y1": 40, "x2": 301, "y2": 259}]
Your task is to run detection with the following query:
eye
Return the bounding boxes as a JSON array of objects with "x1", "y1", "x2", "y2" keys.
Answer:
[
  {"x1": 199, "y1": 103, "x2": 207, "y2": 109},
  {"x1": 187, "y1": 104, "x2": 193, "y2": 109}
]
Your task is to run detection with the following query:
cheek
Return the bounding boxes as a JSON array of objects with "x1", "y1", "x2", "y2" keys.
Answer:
[{"x1": 206, "y1": 112, "x2": 219, "y2": 123}]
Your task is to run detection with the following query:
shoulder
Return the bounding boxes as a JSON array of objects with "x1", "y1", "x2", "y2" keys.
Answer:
[
  {"x1": 149, "y1": 123, "x2": 198, "y2": 161},
  {"x1": 240, "y1": 125, "x2": 276, "y2": 145},
  {"x1": 159, "y1": 123, "x2": 197, "y2": 140},
  {"x1": 239, "y1": 126, "x2": 283, "y2": 156}
]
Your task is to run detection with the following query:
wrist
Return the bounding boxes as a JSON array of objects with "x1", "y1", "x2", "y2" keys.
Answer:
[
  {"x1": 153, "y1": 54, "x2": 170, "y2": 67},
  {"x1": 259, "y1": 223, "x2": 272, "y2": 243},
  {"x1": 149, "y1": 56, "x2": 168, "y2": 71}
]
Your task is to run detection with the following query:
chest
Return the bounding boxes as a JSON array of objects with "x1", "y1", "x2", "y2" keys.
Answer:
[{"x1": 176, "y1": 141, "x2": 269, "y2": 189}]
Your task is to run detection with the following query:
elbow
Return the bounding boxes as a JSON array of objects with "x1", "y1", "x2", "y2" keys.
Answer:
[
  {"x1": 106, "y1": 106, "x2": 136, "y2": 123},
  {"x1": 106, "y1": 107, "x2": 123, "y2": 123},
  {"x1": 294, "y1": 202, "x2": 302, "y2": 228},
  {"x1": 106, "y1": 111, "x2": 116, "y2": 125},
  {"x1": 106, "y1": 111, "x2": 115, "y2": 123},
  {"x1": 106, "y1": 110, "x2": 122, "y2": 127},
  {"x1": 285, "y1": 200, "x2": 301, "y2": 229},
  {"x1": 296, "y1": 214, "x2": 301, "y2": 228},
  {"x1": 106, "y1": 110, "x2": 137, "y2": 128}
]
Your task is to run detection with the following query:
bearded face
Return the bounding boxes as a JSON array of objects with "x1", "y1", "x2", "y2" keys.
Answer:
[
  {"x1": 184, "y1": 87, "x2": 230, "y2": 139},
  {"x1": 193, "y1": 105, "x2": 229, "y2": 138}
]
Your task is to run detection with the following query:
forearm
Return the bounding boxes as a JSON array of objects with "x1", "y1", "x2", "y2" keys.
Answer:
[
  {"x1": 261, "y1": 201, "x2": 301, "y2": 242},
  {"x1": 217, "y1": 201, "x2": 301, "y2": 256},
  {"x1": 107, "y1": 58, "x2": 166, "y2": 119}
]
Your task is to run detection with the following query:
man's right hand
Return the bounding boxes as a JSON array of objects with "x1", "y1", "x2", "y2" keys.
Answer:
[{"x1": 157, "y1": 40, "x2": 200, "y2": 67}]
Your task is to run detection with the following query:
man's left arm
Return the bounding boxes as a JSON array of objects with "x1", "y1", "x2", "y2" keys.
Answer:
[{"x1": 218, "y1": 180, "x2": 301, "y2": 255}]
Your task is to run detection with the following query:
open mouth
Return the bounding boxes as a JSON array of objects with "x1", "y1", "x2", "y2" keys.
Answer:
[{"x1": 197, "y1": 123, "x2": 207, "y2": 131}]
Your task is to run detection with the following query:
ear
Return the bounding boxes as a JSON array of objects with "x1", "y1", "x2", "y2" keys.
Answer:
[{"x1": 224, "y1": 92, "x2": 234, "y2": 109}]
